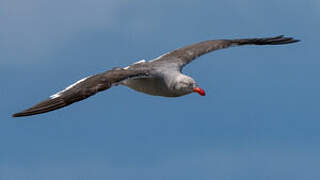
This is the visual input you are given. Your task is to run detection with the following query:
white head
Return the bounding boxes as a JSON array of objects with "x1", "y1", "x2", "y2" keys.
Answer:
[{"x1": 172, "y1": 74, "x2": 206, "y2": 96}]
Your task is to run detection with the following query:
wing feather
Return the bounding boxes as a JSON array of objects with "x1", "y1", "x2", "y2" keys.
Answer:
[
  {"x1": 12, "y1": 68, "x2": 150, "y2": 117},
  {"x1": 152, "y1": 35, "x2": 299, "y2": 69}
]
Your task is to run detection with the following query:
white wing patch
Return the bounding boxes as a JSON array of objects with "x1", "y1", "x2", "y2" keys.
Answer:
[
  {"x1": 50, "y1": 76, "x2": 91, "y2": 99},
  {"x1": 123, "y1": 59, "x2": 146, "y2": 70},
  {"x1": 133, "y1": 59, "x2": 146, "y2": 64},
  {"x1": 149, "y1": 52, "x2": 169, "y2": 62}
]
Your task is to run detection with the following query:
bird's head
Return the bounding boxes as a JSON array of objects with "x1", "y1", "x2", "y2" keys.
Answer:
[{"x1": 174, "y1": 75, "x2": 206, "y2": 96}]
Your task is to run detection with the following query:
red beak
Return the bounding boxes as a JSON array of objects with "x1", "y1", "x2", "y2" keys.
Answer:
[{"x1": 193, "y1": 87, "x2": 206, "y2": 96}]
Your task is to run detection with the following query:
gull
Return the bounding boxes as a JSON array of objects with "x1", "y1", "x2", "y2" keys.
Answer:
[{"x1": 12, "y1": 35, "x2": 299, "y2": 117}]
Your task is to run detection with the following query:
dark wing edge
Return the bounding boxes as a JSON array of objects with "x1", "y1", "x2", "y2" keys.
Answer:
[
  {"x1": 12, "y1": 97, "x2": 68, "y2": 117},
  {"x1": 12, "y1": 68, "x2": 150, "y2": 117},
  {"x1": 231, "y1": 35, "x2": 300, "y2": 46},
  {"x1": 152, "y1": 35, "x2": 300, "y2": 69}
]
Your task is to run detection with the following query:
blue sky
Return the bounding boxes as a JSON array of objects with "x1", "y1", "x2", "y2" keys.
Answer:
[{"x1": 1, "y1": 0, "x2": 319, "y2": 179}]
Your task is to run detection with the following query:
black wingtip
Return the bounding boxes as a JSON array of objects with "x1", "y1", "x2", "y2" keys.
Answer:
[
  {"x1": 231, "y1": 35, "x2": 300, "y2": 46},
  {"x1": 291, "y1": 39, "x2": 301, "y2": 43},
  {"x1": 12, "y1": 97, "x2": 67, "y2": 118},
  {"x1": 12, "y1": 113, "x2": 20, "y2": 117},
  {"x1": 12, "y1": 111, "x2": 33, "y2": 117},
  {"x1": 266, "y1": 35, "x2": 300, "y2": 45},
  {"x1": 272, "y1": 35, "x2": 284, "y2": 39},
  {"x1": 12, "y1": 110, "x2": 37, "y2": 118}
]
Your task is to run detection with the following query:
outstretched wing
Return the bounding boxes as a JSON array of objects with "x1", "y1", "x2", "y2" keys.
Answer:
[
  {"x1": 12, "y1": 67, "x2": 150, "y2": 117},
  {"x1": 151, "y1": 35, "x2": 299, "y2": 70}
]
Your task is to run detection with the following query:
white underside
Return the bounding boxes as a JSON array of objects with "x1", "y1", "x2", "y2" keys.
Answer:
[{"x1": 121, "y1": 77, "x2": 189, "y2": 97}]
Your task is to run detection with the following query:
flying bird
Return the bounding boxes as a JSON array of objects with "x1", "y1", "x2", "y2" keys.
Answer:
[{"x1": 12, "y1": 35, "x2": 299, "y2": 117}]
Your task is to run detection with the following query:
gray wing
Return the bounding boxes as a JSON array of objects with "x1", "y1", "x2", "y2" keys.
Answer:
[
  {"x1": 151, "y1": 35, "x2": 299, "y2": 70},
  {"x1": 12, "y1": 67, "x2": 150, "y2": 117}
]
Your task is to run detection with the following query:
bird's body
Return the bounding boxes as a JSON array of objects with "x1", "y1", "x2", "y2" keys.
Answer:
[
  {"x1": 12, "y1": 35, "x2": 299, "y2": 117},
  {"x1": 122, "y1": 73, "x2": 194, "y2": 97},
  {"x1": 121, "y1": 60, "x2": 193, "y2": 97},
  {"x1": 122, "y1": 77, "x2": 177, "y2": 97}
]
